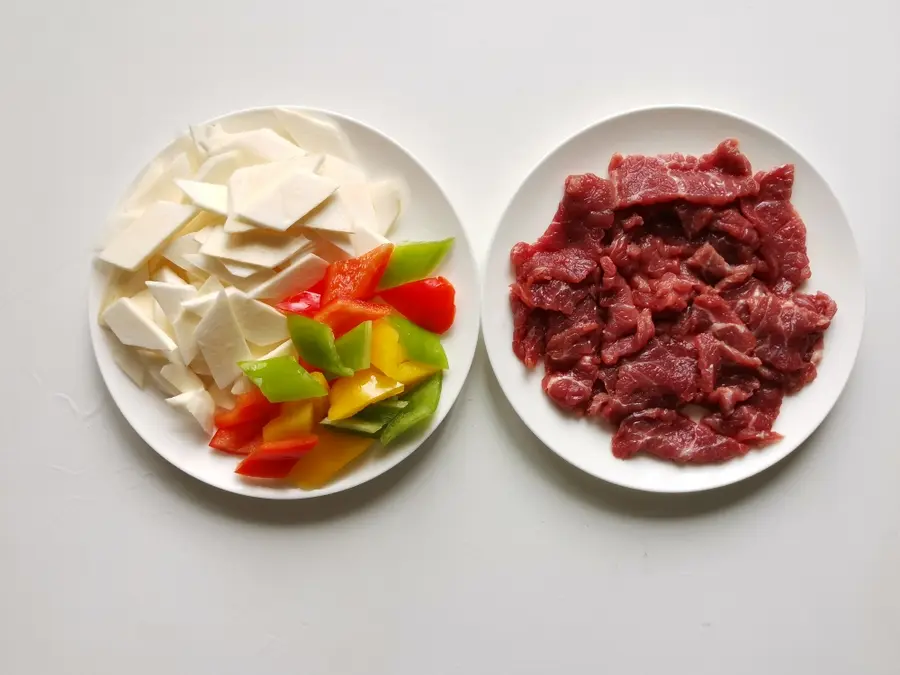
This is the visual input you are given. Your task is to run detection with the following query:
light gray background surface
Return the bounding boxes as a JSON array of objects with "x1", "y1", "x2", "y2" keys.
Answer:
[{"x1": 2, "y1": 2, "x2": 898, "y2": 673}]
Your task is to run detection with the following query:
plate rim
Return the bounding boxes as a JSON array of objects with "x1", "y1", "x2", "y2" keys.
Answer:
[
  {"x1": 89, "y1": 103, "x2": 481, "y2": 500},
  {"x1": 481, "y1": 103, "x2": 866, "y2": 493}
]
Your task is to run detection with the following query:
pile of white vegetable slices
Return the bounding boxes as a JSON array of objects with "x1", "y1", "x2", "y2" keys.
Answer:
[{"x1": 96, "y1": 108, "x2": 406, "y2": 434}]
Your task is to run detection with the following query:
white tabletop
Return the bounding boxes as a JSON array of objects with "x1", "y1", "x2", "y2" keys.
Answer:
[{"x1": 2, "y1": 2, "x2": 899, "y2": 673}]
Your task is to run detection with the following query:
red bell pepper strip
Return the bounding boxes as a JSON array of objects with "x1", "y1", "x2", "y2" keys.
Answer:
[
  {"x1": 213, "y1": 389, "x2": 280, "y2": 429},
  {"x1": 208, "y1": 422, "x2": 264, "y2": 455},
  {"x1": 322, "y1": 244, "x2": 394, "y2": 305},
  {"x1": 234, "y1": 436, "x2": 319, "y2": 478},
  {"x1": 308, "y1": 278, "x2": 327, "y2": 296},
  {"x1": 314, "y1": 298, "x2": 392, "y2": 338},
  {"x1": 275, "y1": 291, "x2": 321, "y2": 316},
  {"x1": 379, "y1": 277, "x2": 456, "y2": 334}
]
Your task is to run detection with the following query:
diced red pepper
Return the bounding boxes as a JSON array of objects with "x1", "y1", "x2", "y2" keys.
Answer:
[
  {"x1": 379, "y1": 276, "x2": 456, "y2": 334},
  {"x1": 308, "y1": 278, "x2": 327, "y2": 296},
  {"x1": 275, "y1": 291, "x2": 321, "y2": 316},
  {"x1": 234, "y1": 435, "x2": 319, "y2": 479},
  {"x1": 208, "y1": 422, "x2": 263, "y2": 455},
  {"x1": 314, "y1": 298, "x2": 392, "y2": 338},
  {"x1": 213, "y1": 389, "x2": 280, "y2": 428},
  {"x1": 322, "y1": 244, "x2": 394, "y2": 305}
]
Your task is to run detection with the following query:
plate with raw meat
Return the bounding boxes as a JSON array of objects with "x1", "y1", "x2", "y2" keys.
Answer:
[{"x1": 482, "y1": 106, "x2": 864, "y2": 493}]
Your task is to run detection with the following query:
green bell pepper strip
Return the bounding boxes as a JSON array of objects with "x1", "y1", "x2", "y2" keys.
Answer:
[
  {"x1": 386, "y1": 315, "x2": 449, "y2": 370},
  {"x1": 287, "y1": 315, "x2": 353, "y2": 378},
  {"x1": 380, "y1": 372, "x2": 443, "y2": 446},
  {"x1": 238, "y1": 356, "x2": 328, "y2": 403},
  {"x1": 378, "y1": 239, "x2": 454, "y2": 290},
  {"x1": 334, "y1": 320, "x2": 372, "y2": 373},
  {"x1": 321, "y1": 399, "x2": 407, "y2": 437}
]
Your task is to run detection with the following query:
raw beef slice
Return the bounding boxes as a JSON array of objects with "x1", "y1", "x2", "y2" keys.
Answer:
[
  {"x1": 612, "y1": 408, "x2": 749, "y2": 463},
  {"x1": 609, "y1": 139, "x2": 760, "y2": 208}
]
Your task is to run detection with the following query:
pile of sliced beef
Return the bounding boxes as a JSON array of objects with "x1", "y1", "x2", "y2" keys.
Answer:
[{"x1": 510, "y1": 140, "x2": 837, "y2": 464}]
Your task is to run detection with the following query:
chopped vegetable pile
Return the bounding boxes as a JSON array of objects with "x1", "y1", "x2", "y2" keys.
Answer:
[{"x1": 96, "y1": 110, "x2": 456, "y2": 488}]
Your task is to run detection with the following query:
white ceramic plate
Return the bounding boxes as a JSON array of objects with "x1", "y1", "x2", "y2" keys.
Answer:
[
  {"x1": 89, "y1": 106, "x2": 479, "y2": 499},
  {"x1": 482, "y1": 105, "x2": 865, "y2": 493}
]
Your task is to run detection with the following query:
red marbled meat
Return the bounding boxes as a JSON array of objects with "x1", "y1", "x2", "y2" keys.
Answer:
[
  {"x1": 609, "y1": 139, "x2": 760, "y2": 209},
  {"x1": 509, "y1": 138, "x2": 837, "y2": 466},
  {"x1": 613, "y1": 408, "x2": 749, "y2": 463}
]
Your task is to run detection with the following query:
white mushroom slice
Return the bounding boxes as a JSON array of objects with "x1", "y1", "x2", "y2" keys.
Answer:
[
  {"x1": 99, "y1": 202, "x2": 198, "y2": 271},
  {"x1": 258, "y1": 339, "x2": 296, "y2": 360},
  {"x1": 208, "y1": 383, "x2": 236, "y2": 410},
  {"x1": 195, "y1": 290, "x2": 252, "y2": 389},
  {"x1": 230, "y1": 170, "x2": 337, "y2": 232},
  {"x1": 223, "y1": 216, "x2": 257, "y2": 234},
  {"x1": 122, "y1": 152, "x2": 194, "y2": 212},
  {"x1": 228, "y1": 291, "x2": 289, "y2": 346},
  {"x1": 247, "y1": 251, "x2": 328, "y2": 300},
  {"x1": 369, "y1": 179, "x2": 406, "y2": 236},
  {"x1": 160, "y1": 362, "x2": 204, "y2": 394},
  {"x1": 206, "y1": 128, "x2": 306, "y2": 162},
  {"x1": 231, "y1": 376, "x2": 255, "y2": 395},
  {"x1": 175, "y1": 179, "x2": 228, "y2": 216},
  {"x1": 166, "y1": 390, "x2": 215, "y2": 435},
  {"x1": 318, "y1": 154, "x2": 367, "y2": 185},
  {"x1": 199, "y1": 226, "x2": 312, "y2": 269},
  {"x1": 352, "y1": 224, "x2": 390, "y2": 256},
  {"x1": 274, "y1": 108, "x2": 358, "y2": 162},
  {"x1": 182, "y1": 252, "x2": 274, "y2": 291},
  {"x1": 102, "y1": 298, "x2": 177, "y2": 352},
  {"x1": 109, "y1": 339, "x2": 146, "y2": 387},
  {"x1": 220, "y1": 260, "x2": 264, "y2": 278},
  {"x1": 193, "y1": 149, "x2": 262, "y2": 184}
]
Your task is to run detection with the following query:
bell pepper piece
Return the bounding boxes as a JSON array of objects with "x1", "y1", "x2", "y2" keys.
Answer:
[
  {"x1": 235, "y1": 436, "x2": 319, "y2": 479},
  {"x1": 370, "y1": 319, "x2": 439, "y2": 386},
  {"x1": 262, "y1": 375, "x2": 329, "y2": 442},
  {"x1": 287, "y1": 315, "x2": 353, "y2": 377},
  {"x1": 381, "y1": 372, "x2": 443, "y2": 446},
  {"x1": 213, "y1": 388, "x2": 280, "y2": 428},
  {"x1": 275, "y1": 291, "x2": 321, "y2": 316},
  {"x1": 314, "y1": 298, "x2": 391, "y2": 338},
  {"x1": 263, "y1": 401, "x2": 316, "y2": 442},
  {"x1": 239, "y1": 355, "x2": 328, "y2": 403},
  {"x1": 309, "y1": 372, "x2": 330, "y2": 421},
  {"x1": 321, "y1": 399, "x2": 406, "y2": 436},
  {"x1": 208, "y1": 421, "x2": 265, "y2": 455},
  {"x1": 334, "y1": 320, "x2": 372, "y2": 372},
  {"x1": 322, "y1": 243, "x2": 394, "y2": 305},
  {"x1": 380, "y1": 276, "x2": 456, "y2": 334},
  {"x1": 327, "y1": 368, "x2": 404, "y2": 421},
  {"x1": 378, "y1": 239, "x2": 454, "y2": 290},
  {"x1": 386, "y1": 315, "x2": 449, "y2": 369},
  {"x1": 288, "y1": 428, "x2": 374, "y2": 489}
]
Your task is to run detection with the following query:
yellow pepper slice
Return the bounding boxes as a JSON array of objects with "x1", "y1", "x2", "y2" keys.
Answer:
[
  {"x1": 263, "y1": 372, "x2": 331, "y2": 442},
  {"x1": 370, "y1": 319, "x2": 439, "y2": 386},
  {"x1": 327, "y1": 368, "x2": 404, "y2": 421},
  {"x1": 288, "y1": 428, "x2": 374, "y2": 489}
]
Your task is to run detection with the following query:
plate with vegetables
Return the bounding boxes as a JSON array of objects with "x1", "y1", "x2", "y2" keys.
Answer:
[{"x1": 89, "y1": 106, "x2": 479, "y2": 498}]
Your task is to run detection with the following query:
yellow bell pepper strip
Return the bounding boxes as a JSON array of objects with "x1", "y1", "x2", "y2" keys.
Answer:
[
  {"x1": 381, "y1": 372, "x2": 442, "y2": 446},
  {"x1": 287, "y1": 315, "x2": 353, "y2": 378},
  {"x1": 262, "y1": 400, "x2": 316, "y2": 442},
  {"x1": 334, "y1": 320, "x2": 372, "y2": 373},
  {"x1": 386, "y1": 315, "x2": 449, "y2": 370},
  {"x1": 370, "y1": 319, "x2": 439, "y2": 386},
  {"x1": 378, "y1": 238, "x2": 454, "y2": 290},
  {"x1": 321, "y1": 399, "x2": 407, "y2": 435},
  {"x1": 263, "y1": 372, "x2": 331, "y2": 441},
  {"x1": 288, "y1": 428, "x2": 374, "y2": 489},
  {"x1": 327, "y1": 368, "x2": 404, "y2": 421},
  {"x1": 238, "y1": 356, "x2": 328, "y2": 403},
  {"x1": 309, "y1": 372, "x2": 330, "y2": 421}
]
